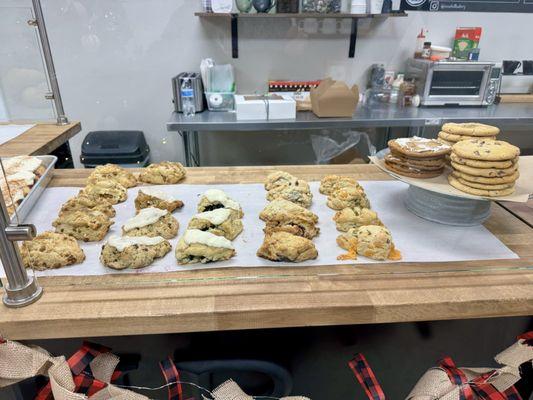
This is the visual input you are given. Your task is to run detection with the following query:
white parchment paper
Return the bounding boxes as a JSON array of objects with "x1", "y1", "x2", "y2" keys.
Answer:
[
  {"x1": 0, "y1": 124, "x2": 35, "y2": 146},
  {"x1": 1, "y1": 180, "x2": 518, "y2": 277}
]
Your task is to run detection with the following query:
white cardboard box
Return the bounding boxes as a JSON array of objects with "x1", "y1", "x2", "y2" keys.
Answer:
[{"x1": 235, "y1": 94, "x2": 296, "y2": 120}]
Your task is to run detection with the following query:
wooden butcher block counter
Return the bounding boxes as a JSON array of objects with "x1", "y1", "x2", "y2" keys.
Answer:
[{"x1": 0, "y1": 164, "x2": 532, "y2": 340}]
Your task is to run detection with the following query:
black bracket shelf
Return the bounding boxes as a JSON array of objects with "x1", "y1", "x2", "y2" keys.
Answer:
[{"x1": 195, "y1": 12, "x2": 408, "y2": 59}]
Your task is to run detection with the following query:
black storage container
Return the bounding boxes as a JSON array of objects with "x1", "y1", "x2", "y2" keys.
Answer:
[{"x1": 80, "y1": 130, "x2": 150, "y2": 168}]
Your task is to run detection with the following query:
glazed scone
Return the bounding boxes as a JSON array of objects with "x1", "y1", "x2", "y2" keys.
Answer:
[
  {"x1": 3, "y1": 156, "x2": 44, "y2": 177},
  {"x1": 319, "y1": 175, "x2": 361, "y2": 195},
  {"x1": 327, "y1": 186, "x2": 370, "y2": 210},
  {"x1": 100, "y1": 235, "x2": 171, "y2": 270},
  {"x1": 264, "y1": 171, "x2": 296, "y2": 191},
  {"x1": 53, "y1": 210, "x2": 113, "y2": 242},
  {"x1": 122, "y1": 207, "x2": 179, "y2": 239},
  {"x1": 20, "y1": 231, "x2": 85, "y2": 271},
  {"x1": 80, "y1": 180, "x2": 127, "y2": 205},
  {"x1": 266, "y1": 183, "x2": 312, "y2": 209},
  {"x1": 59, "y1": 194, "x2": 116, "y2": 218},
  {"x1": 135, "y1": 187, "x2": 184, "y2": 213},
  {"x1": 175, "y1": 229, "x2": 235, "y2": 264},
  {"x1": 138, "y1": 161, "x2": 186, "y2": 184},
  {"x1": 257, "y1": 231, "x2": 318, "y2": 262},
  {"x1": 333, "y1": 207, "x2": 382, "y2": 232},
  {"x1": 337, "y1": 225, "x2": 401, "y2": 261},
  {"x1": 197, "y1": 189, "x2": 243, "y2": 217},
  {"x1": 87, "y1": 163, "x2": 137, "y2": 188},
  {"x1": 259, "y1": 199, "x2": 319, "y2": 239},
  {"x1": 187, "y1": 208, "x2": 243, "y2": 240}
]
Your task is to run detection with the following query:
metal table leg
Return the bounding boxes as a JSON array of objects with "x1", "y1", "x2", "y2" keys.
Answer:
[
  {"x1": 191, "y1": 131, "x2": 200, "y2": 166},
  {"x1": 180, "y1": 130, "x2": 192, "y2": 167}
]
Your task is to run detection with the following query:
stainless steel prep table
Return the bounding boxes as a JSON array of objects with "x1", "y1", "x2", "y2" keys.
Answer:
[{"x1": 167, "y1": 103, "x2": 533, "y2": 166}]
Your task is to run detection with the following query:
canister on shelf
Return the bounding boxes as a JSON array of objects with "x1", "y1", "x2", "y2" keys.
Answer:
[{"x1": 277, "y1": 0, "x2": 299, "y2": 12}]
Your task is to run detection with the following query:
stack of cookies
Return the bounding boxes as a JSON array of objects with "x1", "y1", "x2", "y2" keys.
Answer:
[
  {"x1": 385, "y1": 137, "x2": 451, "y2": 179},
  {"x1": 257, "y1": 171, "x2": 318, "y2": 263},
  {"x1": 448, "y1": 139, "x2": 520, "y2": 197},
  {"x1": 437, "y1": 123, "x2": 500, "y2": 147}
]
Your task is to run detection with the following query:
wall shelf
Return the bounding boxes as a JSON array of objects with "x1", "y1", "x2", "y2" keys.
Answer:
[{"x1": 195, "y1": 11, "x2": 408, "y2": 58}]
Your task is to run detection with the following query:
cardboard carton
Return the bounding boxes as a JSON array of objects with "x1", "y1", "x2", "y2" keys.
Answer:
[{"x1": 310, "y1": 78, "x2": 359, "y2": 117}]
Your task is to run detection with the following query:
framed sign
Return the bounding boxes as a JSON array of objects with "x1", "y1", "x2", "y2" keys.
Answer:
[{"x1": 401, "y1": 0, "x2": 533, "y2": 12}]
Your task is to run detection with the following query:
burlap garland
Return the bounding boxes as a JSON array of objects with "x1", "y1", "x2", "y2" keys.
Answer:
[{"x1": 210, "y1": 379, "x2": 309, "y2": 400}]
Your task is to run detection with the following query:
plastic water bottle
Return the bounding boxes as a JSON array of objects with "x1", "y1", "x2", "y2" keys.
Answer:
[{"x1": 181, "y1": 77, "x2": 195, "y2": 117}]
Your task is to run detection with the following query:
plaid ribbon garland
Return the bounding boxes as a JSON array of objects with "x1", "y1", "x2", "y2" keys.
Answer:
[
  {"x1": 517, "y1": 331, "x2": 533, "y2": 346},
  {"x1": 73, "y1": 372, "x2": 108, "y2": 397},
  {"x1": 159, "y1": 356, "x2": 183, "y2": 400},
  {"x1": 348, "y1": 353, "x2": 386, "y2": 400},
  {"x1": 439, "y1": 357, "x2": 475, "y2": 400}
]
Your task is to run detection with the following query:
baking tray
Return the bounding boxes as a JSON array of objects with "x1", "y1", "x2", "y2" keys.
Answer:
[{"x1": 2, "y1": 155, "x2": 58, "y2": 223}]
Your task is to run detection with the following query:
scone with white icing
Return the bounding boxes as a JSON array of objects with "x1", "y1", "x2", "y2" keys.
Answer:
[
  {"x1": 80, "y1": 180, "x2": 127, "y2": 205},
  {"x1": 259, "y1": 199, "x2": 319, "y2": 239},
  {"x1": 3, "y1": 156, "x2": 45, "y2": 177},
  {"x1": 53, "y1": 210, "x2": 113, "y2": 242},
  {"x1": 20, "y1": 231, "x2": 85, "y2": 271},
  {"x1": 138, "y1": 161, "x2": 186, "y2": 184},
  {"x1": 327, "y1": 186, "x2": 370, "y2": 210},
  {"x1": 197, "y1": 189, "x2": 243, "y2": 217},
  {"x1": 100, "y1": 235, "x2": 171, "y2": 270},
  {"x1": 122, "y1": 207, "x2": 179, "y2": 239},
  {"x1": 87, "y1": 163, "x2": 137, "y2": 188},
  {"x1": 175, "y1": 229, "x2": 235, "y2": 264},
  {"x1": 134, "y1": 187, "x2": 184, "y2": 213},
  {"x1": 187, "y1": 208, "x2": 243, "y2": 240},
  {"x1": 257, "y1": 231, "x2": 318, "y2": 263},
  {"x1": 59, "y1": 194, "x2": 116, "y2": 218},
  {"x1": 333, "y1": 207, "x2": 382, "y2": 232}
]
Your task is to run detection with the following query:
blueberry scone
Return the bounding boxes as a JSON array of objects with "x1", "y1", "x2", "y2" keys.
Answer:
[
  {"x1": 197, "y1": 189, "x2": 243, "y2": 217},
  {"x1": 327, "y1": 186, "x2": 370, "y2": 210},
  {"x1": 337, "y1": 225, "x2": 401, "y2": 261},
  {"x1": 20, "y1": 231, "x2": 85, "y2": 271},
  {"x1": 87, "y1": 163, "x2": 137, "y2": 188},
  {"x1": 259, "y1": 199, "x2": 319, "y2": 239},
  {"x1": 53, "y1": 210, "x2": 113, "y2": 242},
  {"x1": 59, "y1": 194, "x2": 116, "y2": 218},
  {"x1": 266, "y1": 183, "x2": 312, "y2": 209},
  {"x1": 122, "y1": 207, "x2": 179, "y2": 239},
  {"x1": 100, "y1": 235, "x2": 171, "y2": 270},
  {"x1": 138, "y1": 161, "x2": 186, "y2": 184},
  {"x1": 80, "y1": 180, "x2": 127, "y2": 205},
  {"x1": 333, "y1": 207, "x2": 382, "y2": 232},
  {"x1": 264, "y1": 171, "x2": 298, "y2": 191},
  {"x1": 319, "y1": 175, "x2": 362, "y2": 195},
  {"x1": 175, "y1": 229, "x2": 235, "y2": 264},
  {"x1": 134, "y1": 187, "x2": 184, "y2": 213},
  {"x1": 187, "y1": 208, "x2": 243, "y2": 240},
  {"x1": 257, "y1": 231, "x2": 318, "y2": 262}
]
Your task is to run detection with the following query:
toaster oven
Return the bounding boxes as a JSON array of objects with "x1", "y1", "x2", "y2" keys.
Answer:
[{"x1": 405, "y1": 59, "x2": 501, "y2": 106}]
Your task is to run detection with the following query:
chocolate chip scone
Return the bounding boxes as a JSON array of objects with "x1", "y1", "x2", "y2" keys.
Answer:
[
  {"x1": 88, "y1": 164, "x2": 137, "y2": 188},
  {"x1": 264, "y1": 171, "x2": 297, "y2": 191},
  {"x1": 53, "y1": 210, "x2": 113, "y2": 242},
  {"x1": 197, "y1": 189, "x2": 243, "y2": 217},
  {"x1": 100, "y1": 235, "x2": 171, "y2": 270},
  {"x1": 20, "y1": 231, "x2": 85, "y2": 271},
  {"x1": 138, "y1": 161, "x2": 186, "y2": 184},
  {"x1": 122, "y1": 207, "x2": 179, "y2": 239},
  {"x1": 333, "y1": 207, "x2": 382, "y2": 232},
  {"x1": 319, "y1": 175, "x2": 361, "y2": 195},
  {"x1": 175, "y1": 229, "x2": 235, "y2": 264},
  {"x1": 134, "y1": 187, "x2": 184, "y2": 213},
  {"x1": 266, "y1": 183, "x2": 312, "y2": 209},
  {"x1": 59, "y1": 194, "x2": 116, "y2": 218},
  {"x1": 257, "y1": 231, "x2": 318, "y2": 262},
  {"x1": 327, "y1": 186, "x2": 370, "y2": 210},
  {"x1": 187, "y1": 208, "x2": 243, "y2": 240},
  {"x1": 80, "y1": 180, "x2": 127, "y2": 205},
  {"x1": 259, "y1": 199, "x2": 319, "y2": 239}
]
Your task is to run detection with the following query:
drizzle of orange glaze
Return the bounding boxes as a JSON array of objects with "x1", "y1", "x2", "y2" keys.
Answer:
[
  {"x1": 388, "y1": 246, "x2": 402, "y2": 261},
  {"x1": 337, "y1": 241, "x2": 358, "y2": 261}
]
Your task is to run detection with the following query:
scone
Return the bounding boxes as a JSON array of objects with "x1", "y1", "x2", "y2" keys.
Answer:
[
  {"x1": 3, "y1": 156, "x2": 45, "y2": 177},
  {"x1": 138, "y1": 161, "x2": 186, "y2": 184},
  {"x1": 122, "y1": 207, "x2": 179, "y2": 239},
  {"x1": 80, "y1": 180, "x2": 127, "y2": 205},
  {"x1": 259, "y1": 199, "x2": 319, "y2": 239},
  {"x1": 59, "y1": 194, "x2": 116, "y2": 218},
  {"x1": 135, "y1": 187, "x2": 184, "y2": 213},
  {"x1": 100, "y1": 235, "x2": 171, "y2": 270},
  {"x1": 327, "y1": 186, "x2": 370, "y2": 210},
  {"x1": 197, "y1": 189, "x2": 243, "y2": 217},
  {"x1": 175, "y1": 229, "x2": 235, "y2": 264},
  {"x1": 337, "y1": 225, "x2": 401, "y2": 261},
  {"x1": 266, "y1": 183, "x2": 312, "y2": 209},
  {"x1": 87, "y1": 163, "x2": 137, "y2": 188},
  {"x1": 20, "y1": 231, "x2": 85, "y2": 271},
  {"x1": 333, "y1": 207, "x2": 382, "y2": 232},
  {"x1": 187, "y1": 208, "x2": 243, "y2": 240},
  {"x1": 257, "y1": 231, "x2": 318, "y2": 262},
  {"x1": 264, "y1": 171, "x2": 297, "y2": 191},
  {"x1": 53, "y1": 210, "x2": 113, "y2": 242},
  {"x1": 319, "y1": 175, "x2": 361, "y2": 195}
]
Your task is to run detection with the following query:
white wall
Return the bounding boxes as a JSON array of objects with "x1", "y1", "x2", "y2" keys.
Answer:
[{"x1": 4, "y1": 0, "x2": 533, "y2": 165}]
